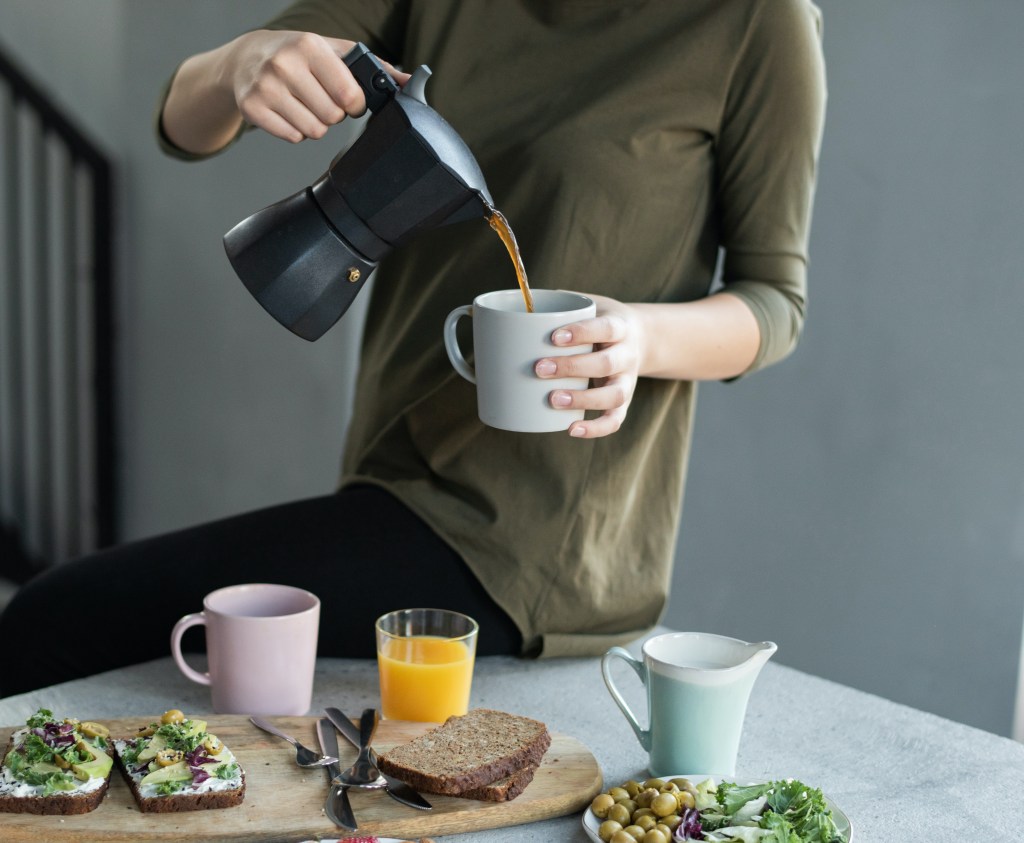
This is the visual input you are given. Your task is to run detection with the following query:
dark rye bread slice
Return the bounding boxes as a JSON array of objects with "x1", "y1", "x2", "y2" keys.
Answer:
[
  {"x1": 377, "y1": 709, "x2": 551, "y2": 798},
  {"x1": 458, "y1": 761, "x2": 540, "y2": 802},
  {"x1": 0, "y1": 736, "x2": 112, "y2": 815},
  {"x1": 0, "y1": 784, "x2": 110, "y2": 815},
  {"x1": 113, "y1": 748, "x2": 245, "y2": 813},
  {"x1": 121, "y1": 777, "x2": 246, "y2": 813}
]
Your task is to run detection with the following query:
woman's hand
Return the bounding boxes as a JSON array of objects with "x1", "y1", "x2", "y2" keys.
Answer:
[
  {"x1": 534, "y1": 295, "x2": 645, "y2": 439},
  {"x1": 162, "y1": 30, "x2": 410, "y2": 155},
  {"x1": 225, "y1": 31, "x2": 410, "y2": 143},
  {"x1": 533, "y1": 291, "x2": 763, "y2": 438}
]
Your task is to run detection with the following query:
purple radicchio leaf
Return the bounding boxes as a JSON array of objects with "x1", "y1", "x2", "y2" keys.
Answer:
[{"x1": 674, "y1": 807, "x2": 704, "y2": 841}]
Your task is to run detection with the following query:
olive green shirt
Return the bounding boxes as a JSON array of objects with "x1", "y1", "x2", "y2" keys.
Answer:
[{"x1": 166, "y1": 0, "x2": 826, "y2": 657}]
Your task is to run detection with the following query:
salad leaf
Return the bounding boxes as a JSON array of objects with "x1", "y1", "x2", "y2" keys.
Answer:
[
  {"x1": 675, "y1": 779, "x2": 843, "y2": 843},
  {"x1": 26, "y1": 709, "x2": 55, "y2": 729},
  {"x1": 719, "y1": 782, "x2": 773, "y2": 815}
]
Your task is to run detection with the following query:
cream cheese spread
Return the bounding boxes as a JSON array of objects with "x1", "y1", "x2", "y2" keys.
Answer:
[
  {"x1": 1, "y1": 728, "x2": 109, "y2": 798},
  {"x1": 112, "y1": 739, "x2": 244, "y2": 798}
]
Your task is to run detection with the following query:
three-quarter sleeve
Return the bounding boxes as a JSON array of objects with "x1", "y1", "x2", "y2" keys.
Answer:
[{"x1": 715, "y1": 0, "x2": 827, "y2": 375}]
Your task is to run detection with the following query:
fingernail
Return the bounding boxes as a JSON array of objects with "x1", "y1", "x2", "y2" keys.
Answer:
[
  {"x1": 569, "y1": 424, "x2": 586, "y2": 437},
  {"x1": 535, "y1": 360, "x2": 557, "y2": 377},
  {"x1": 551, "y1": 390, "x2": 572, "y2": 408},
  {"x1": 552, "y1": 329, "x2": 572, "y2": 345}
]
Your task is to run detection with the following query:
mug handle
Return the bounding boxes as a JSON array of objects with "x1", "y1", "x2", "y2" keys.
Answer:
[
  {"x1": 443, "y1": 305, "x2": 476, "y2": 384},
  {"x1": 601, "y1": 647, "x2": 651, "y2": 751},
  {"x1": 170, "y1": 612, "x2": 212, "y2": 686}
]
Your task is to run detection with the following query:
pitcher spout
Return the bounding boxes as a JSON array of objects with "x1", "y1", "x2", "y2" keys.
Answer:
[{"x1": 744, "y1": 640, "x2": 778, "y2": 672}]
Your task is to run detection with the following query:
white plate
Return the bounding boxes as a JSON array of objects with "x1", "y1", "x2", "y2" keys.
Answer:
[{"x1": 581, "y1": 776, "x2": 852, "y2": 842}]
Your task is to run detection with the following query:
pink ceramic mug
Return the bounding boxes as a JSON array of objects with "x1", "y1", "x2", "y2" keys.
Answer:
[{"x1": 171, "y1": 583, "x2": 320, "y2": 715}]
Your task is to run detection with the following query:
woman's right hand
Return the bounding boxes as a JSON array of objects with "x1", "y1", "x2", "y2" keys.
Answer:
[
  {"x1": 161, "y1": 30, "x2": 410, "y2": 155},
  {"x1": 225, "y1": 30, "x2": 409, "y2": 143}
]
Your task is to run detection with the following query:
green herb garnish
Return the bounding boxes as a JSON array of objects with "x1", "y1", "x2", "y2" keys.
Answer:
[
  {"x1": 153, "y1": 779, "x2": 188, "y2": 796},
  {"x1": 25, "y1": 709, "x2": 55, "y2": 729},
  {"x1": 214, "y1": 762, "x2": 239, "y2": 780}
]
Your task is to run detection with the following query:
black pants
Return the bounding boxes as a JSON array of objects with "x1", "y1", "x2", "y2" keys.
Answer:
[{"x1": 0, "y1": 485, "x2": 521, "y2": 697}]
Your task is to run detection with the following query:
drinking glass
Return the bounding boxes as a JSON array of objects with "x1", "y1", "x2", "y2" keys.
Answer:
[{"x1": 376, "y1": 608, "x2": 478, "y2": 722}]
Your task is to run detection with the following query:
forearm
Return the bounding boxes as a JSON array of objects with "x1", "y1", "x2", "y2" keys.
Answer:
[
  {"x1": 631, "y1": 292, "x2": 761, "y2": 382},
  {"x1": 161, "y1": 39, "x2": 246, "y2": 157}
]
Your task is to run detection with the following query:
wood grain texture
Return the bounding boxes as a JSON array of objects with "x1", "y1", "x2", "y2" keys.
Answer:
[{"x1": 0, "y1": 714, "x2": 602, "y2": 842}]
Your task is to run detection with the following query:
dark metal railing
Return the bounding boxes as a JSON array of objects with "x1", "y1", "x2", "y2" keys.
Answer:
[{"x1": 0, "y1": 45, "x2": 115, "y2": 577}]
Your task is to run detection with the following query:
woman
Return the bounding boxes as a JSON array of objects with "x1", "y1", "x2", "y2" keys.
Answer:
[{"x1": 0, "y1": 0, "x2": 825, "y2": 694}]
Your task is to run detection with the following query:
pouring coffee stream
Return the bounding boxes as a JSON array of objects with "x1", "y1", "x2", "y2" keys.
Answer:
[
  {"x1": 223, "y1": 42, "x2": 534, "y2": 339},
  {"x1": 488, "y1": 207, "x2": 535, "y2": 313}
]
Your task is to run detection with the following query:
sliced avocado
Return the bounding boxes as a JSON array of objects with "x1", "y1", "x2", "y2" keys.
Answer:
[
  {"x1": 137, "y1": 733, "x2": 168, "y2": 763},
  {"x1": 26, "y1": 759, "x2": 63, "y2": 777},
  {"x1": 140, "y1": 760, "x2": 191, "y2": 787},
  {"x1": 71, "y1": 739, "x2": 112, "y2": 781},
  {"x1": 184, "y1": 719, "x2": 207, "y2": 736},
  {"x1": 72, "y1": 754, "x2": 112, "y2": 781}
]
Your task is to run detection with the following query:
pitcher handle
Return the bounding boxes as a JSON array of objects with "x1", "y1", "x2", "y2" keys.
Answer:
[{"x1": 601, "y1": 647, "x2": 651, "y2": 751}]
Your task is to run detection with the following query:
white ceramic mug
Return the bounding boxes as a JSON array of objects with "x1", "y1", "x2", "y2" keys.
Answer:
[
  {"x1": 444, "y1": 289, "x2": 596, "y2": 432},
  {"x1": 171, "y1": 583, "x2": 320, "y2": 715}
]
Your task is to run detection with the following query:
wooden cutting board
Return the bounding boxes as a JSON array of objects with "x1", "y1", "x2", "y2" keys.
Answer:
[{"x1": 0, "y1": 715, "x2": 602, "y2": 842}]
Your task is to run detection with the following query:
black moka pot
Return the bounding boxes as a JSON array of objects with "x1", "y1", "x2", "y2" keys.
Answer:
[{"x1": 223, "y1": 43, "x2": 494, "y2": 341}]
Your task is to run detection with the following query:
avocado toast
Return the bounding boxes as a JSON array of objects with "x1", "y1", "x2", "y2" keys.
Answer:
[
  {"x1": 112, "y1": 709, "x2": 245, "y2": 812},
  {"x1": 0, "y1": 708, "x2": 114, "y2": 815}
]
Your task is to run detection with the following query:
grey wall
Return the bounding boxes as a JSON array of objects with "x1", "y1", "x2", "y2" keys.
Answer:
[
  {"x1": 1, "y1": 2, "x2": 1021, "y2": 736},
  {"x1": 669, "y1": 0, "x2": 1024, "y2": 737}
]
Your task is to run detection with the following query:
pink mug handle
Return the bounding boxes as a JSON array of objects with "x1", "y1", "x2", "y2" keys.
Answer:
[{"x1": 171, "y1": 612, "x2": 211, "y2": 686}]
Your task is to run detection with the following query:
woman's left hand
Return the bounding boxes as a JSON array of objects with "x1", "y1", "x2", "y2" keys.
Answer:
[{"x1": 534, "y1": 295, "x2": 645, "y2": 439}]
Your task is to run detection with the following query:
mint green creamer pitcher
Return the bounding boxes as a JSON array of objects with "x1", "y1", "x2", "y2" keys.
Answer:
[{"x1": 601, "y1": 632, "x2": 776, "y2": 777}]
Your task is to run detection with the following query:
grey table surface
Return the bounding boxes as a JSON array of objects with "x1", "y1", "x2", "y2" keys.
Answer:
[{"x1": 2, "y1": 630, "x2": 1023, "y2": 841}]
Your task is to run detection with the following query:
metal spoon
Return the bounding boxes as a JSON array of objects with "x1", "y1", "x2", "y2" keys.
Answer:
[
  {"x1": 250, "y1": 716, "x2": 338, "y2": 768},
  {"x1": 332, "y1": 708, "x2": 386, "y2": 788}
]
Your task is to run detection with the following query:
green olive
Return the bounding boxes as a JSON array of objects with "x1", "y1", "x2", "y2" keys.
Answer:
[
  {"x1": 610, "y1": 831, "x2": 636, "y2": 843},
  {"x1": 623, "y1": 825, "x2": 646, "y2": 842},
  {"x1": 592, "y1": 793, "x2": 616, "y2": 818},
  {"x1": 671, "y1": 778, "x2": 700, "y2": 799},
  {"x1": 618, "y1": 799, "x2": 638, "y2": 817},
  {"x1": 677, "y1": 790, "x2": 696, "y2": 810},
  {"x1": 643, "y1": 831, "x2": 669, "y2": 843},
  {"x1": 598, "y1": 820, "x2": 623, "y2": 842},
  {"x1": 643, "y1": 778, "x2": 666, "y2": 791},
  {"x1": 160, "y1": 709, "x2": 186, "y2": 725},
  {"x1": 624, "y1": 779, "x2": 642, "y2": 798},
  {"x1": 635, "y1": 787, "x2": 659, "y2": 809},
  {"x1": 608, "y1": 803, "x2": 632, "y2": 826},
  {"x1": 634, "y1": 814, "x2": 657, "y2": 832},
  {"x1": 632, "y1": 808, "x2": 656, "y2": 821},
  {"x1": 662, "y1": 815, "x2": 684, "y2": 832},
  {"x1": 659, "y1": 781, "x2": 680, "y2": 794},
  {"x1": 608, "y1": 786, "x2": 630, "y2": 802},
  {"x1": 655, "y1": 823, "x2": 675, "y2": 839},
  {"x1": 651, "y1": 792, "x2": 678, "y2": 818}
]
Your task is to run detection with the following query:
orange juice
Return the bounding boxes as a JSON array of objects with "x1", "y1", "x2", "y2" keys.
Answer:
[{"x1": 377, "y1": 635, "x2": 474, "y2": 722}]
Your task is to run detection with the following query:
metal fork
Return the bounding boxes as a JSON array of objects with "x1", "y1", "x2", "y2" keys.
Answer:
[{"x1": 249, "y1": 716, "x2": 338, "y2": 767}]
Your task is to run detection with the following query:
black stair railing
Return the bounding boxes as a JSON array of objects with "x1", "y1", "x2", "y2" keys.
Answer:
[{"x1": 0, "y1": 45, "x2": 115, "y2": 577}]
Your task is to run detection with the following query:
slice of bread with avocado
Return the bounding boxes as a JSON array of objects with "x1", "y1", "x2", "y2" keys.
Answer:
[
  {"x1": 0, "y1": 708, "x2": 114, "y2": 815},
  {"x1": 377, "y1": 708, "x2": 550, "y2": 801},
  {"x1": 112, "y1": 709, "x2": 245, "y2": 813}
]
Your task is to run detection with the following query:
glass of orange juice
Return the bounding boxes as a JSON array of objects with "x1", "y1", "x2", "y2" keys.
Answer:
[{"x1": 375, "y1": 608, "x2": 478, "y2": 722}]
